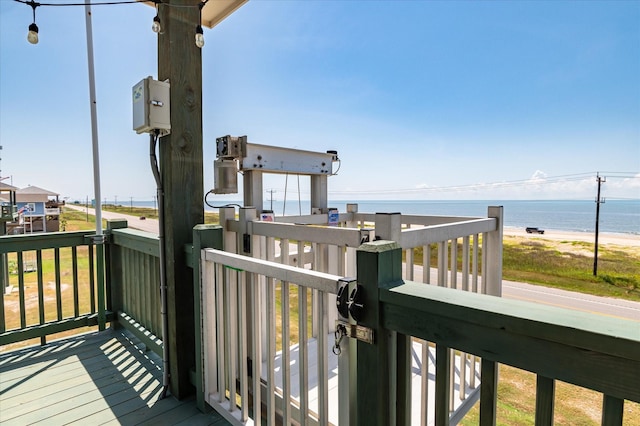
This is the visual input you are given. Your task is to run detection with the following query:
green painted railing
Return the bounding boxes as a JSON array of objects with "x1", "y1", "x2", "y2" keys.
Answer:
[
  {"x1": 355, "y1": 240, "x2": 640, "y2": 426},
  {"x1": 105, "y1": 220, "x2": 164, "y2": 357},
  {"x1": 0, "y1": 220, "x2": 165, "y2": 352},
  {"x1": 0, "y1": 230, "x2": 108, "y2": 347}
]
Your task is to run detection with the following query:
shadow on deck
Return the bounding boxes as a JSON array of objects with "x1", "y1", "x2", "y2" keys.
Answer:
[{"x1": 0, "y1": 329, "x2": 230, "y2": 426}]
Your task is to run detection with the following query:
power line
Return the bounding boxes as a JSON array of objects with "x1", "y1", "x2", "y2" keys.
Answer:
[{"x1": 327, "y1": 172, "x2": 604, "y2": 195}]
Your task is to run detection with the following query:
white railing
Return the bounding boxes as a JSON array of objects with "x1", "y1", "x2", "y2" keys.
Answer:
[
  {"x1": 201, "y1": 248, "x2": 349, "y2": 425},
  {"x1": 213, "y1": 204, "x2": 503, "y2": 425}
]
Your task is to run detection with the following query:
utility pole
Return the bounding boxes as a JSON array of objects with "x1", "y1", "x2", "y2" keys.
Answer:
[
  {"x1": 266, "y1": 189, "x2": 276, "y2": 211},
  {"x1": 130, "y1": 196, "x2": 133, "y2": 212},
  {"x1": 593, "y1": 173, "x2": 606, "y2": 276},
  {"x1": 114, "y1": 195, "x2": 117, "y2": 208}
]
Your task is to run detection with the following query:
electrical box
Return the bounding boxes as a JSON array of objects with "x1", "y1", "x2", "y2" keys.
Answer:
[
  {"x1": 213, "y1": 158, "x2": 238, "y2": 194},
  {"x1": 132, "y1": 77, "x2": 171, "y2": 135}
]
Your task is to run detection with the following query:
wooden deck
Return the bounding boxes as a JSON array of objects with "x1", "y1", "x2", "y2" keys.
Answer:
[{"x1": 0, "y1": 329, "x2": 230, "y2": 426}]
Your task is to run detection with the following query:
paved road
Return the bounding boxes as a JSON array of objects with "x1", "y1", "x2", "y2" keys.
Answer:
[
  {"x1": 503, "y1": 280, "x2": 639, "y2": 321},
  {"x1": 63, "y1": 204, "x2": 640, "y2": 321},
  {"x1": 64, "y1": 204, "x2": 159, "y2": 234}
]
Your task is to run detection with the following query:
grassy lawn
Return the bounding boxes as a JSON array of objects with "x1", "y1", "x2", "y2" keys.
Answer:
[
  {"x1": 460, "y1": 365, "x2": 640, "y2": 426},
  {"x1": 502, "y1": 238, "x2": 640, "y2": 301},
  {"x1": 407, "y1": 237, "x2": 640, "y2": 302}
]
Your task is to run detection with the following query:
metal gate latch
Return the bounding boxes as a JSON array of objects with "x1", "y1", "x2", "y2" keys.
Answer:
[{"x1": 335, "y1": 320, "x2": 375, "y2": 346}]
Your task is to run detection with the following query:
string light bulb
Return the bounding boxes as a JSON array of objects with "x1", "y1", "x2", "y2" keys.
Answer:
[
  {"x1": 152, "y1": 15, "x2": 161, "y2": 33},
  {"x1": 27, "y1": 22, "x2": 39, "y2": 44},
  {"x1": 195, "y1": 25, "x2": 204, "y2": 48},
  {"x1": 195, "y1": 1, "x2": 206, "y2": 48},
  {"x1": 27, "y1": 0, "x2": 40, "y2": 45}
]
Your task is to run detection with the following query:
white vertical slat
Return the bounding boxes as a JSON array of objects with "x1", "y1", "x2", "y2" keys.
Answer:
[
  {"x1": 282, "y1": 280, "x2": 291, "y2": 425},
  {"x1": 311, "y1": 243, "x2": 319, "y2": 339},
  {"x1": 481, "y1": 232, "x2": 488, "y2": 295},
  {"x1": 422, "y1": 244, "x2": 431, "y2": 284},
  {"x1": 472, "y1": 235, "x2": 479, "y2": 293},
  {"x1": 298, "y1": 284, "x2": 309, "y2": 425},
  {"x1": 462, "y1": 236, "x2": 470, "y2": 291},
  {"x1": 317, "y1": 291, "x2": 328, "y2": 425},
  {"x1": 406, "y1": 248, "x2": 414, "y2": 281},
  {"x1": 262, "y1": 237, "x2": 275, "y2": 366},
  {"x1": 443, "y1": 241, "x2": 449, "y2": 288},
  {"x1": 202, "y1": 255, "x2": 217, "y2": 401},
  {"x1": 449, "y1": 239, "x2": 457, "y2": 411},
  {"x1": 297, "y1": 240, "x2": 309, "y2": 425},
  {"x1": 471, "y1": 235, "x2": 479, "y2": 388},
  {"x1": 228, "y1": 268, "x2": 238, "y2": 412},
  {"x1": 450, "y1": 238, "x2": 458, "y2": 289},
  {"x1": 239, "y1": 271, "x2": 249, "y2": 421},
  {"x1": 461, "y1": 237, "x2": 470, "y2": 401},
  {"x1": 449, "y1": 348, "x2": 455, "y2": 411},
  {"x1": 280, "y1": 239, "x2": 292, "y2": 423},
  {"x1": 216, "y1": 263, "x2": 226, "y2": 404},
  {"x1": 460, "y1": 353, "x2": 467, "y2": 402},
  {"x1": 437, "y1": 241, "x2": 446, "y2": 287},
  {"x1": 266, "y1": 273, "x2": 276, "y2": 425},
  {"x1": 420, "y1": 340, "x2": 429, "y2": 426},
  {"x1": 252, "y1": 271, "x2": 262, "y2": 426}
]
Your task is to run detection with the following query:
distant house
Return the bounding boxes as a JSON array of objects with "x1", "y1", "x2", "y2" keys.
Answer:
[
  {"x1": 15, "y1": 186, "x2": 63, "y2": 233},
  {"x1": 0, "y1": 182, "x2": 18, "y2": 227}
]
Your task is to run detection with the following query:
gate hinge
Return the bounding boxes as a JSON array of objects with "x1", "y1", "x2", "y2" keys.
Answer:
[{"x1": 335, "y1": 320, "x2": 374, "y2": 344}]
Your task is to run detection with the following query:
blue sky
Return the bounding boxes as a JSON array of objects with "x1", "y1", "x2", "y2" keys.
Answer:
[{"x1": 1, "y1": 0, "x2": 639, "y2": 203}]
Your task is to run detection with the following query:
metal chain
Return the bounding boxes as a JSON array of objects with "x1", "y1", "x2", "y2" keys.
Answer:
[{"x1": 333, "y1": 324, "x2": 347, "y2": 355}]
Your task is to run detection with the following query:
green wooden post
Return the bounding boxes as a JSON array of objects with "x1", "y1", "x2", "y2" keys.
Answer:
[
  {"x1": 602, "y1": 395, "x2": 624, "y2": 426},
  {"x1": 192, "y1": 224, "x2": 223, "y2": 412},
  {"x1": 158, "y1": 0, "x2": 204, "y2": 399},
  {"x1": 434, "y1": 344, "x2": 451, "y2": 426},
  {"x1": 480, "y1": 359, "x2": 498, "y2": 426},
  {"x1": 356, "y1": 239, "x2": 404, "y2": 426},
  {"x1": 535, "y1": 375, "x2": 555, "y2": 425}
]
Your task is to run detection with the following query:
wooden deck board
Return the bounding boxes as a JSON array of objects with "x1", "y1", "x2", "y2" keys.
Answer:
[{"x1": 0, "y1": 329, "x2": 231, "y2": 426}]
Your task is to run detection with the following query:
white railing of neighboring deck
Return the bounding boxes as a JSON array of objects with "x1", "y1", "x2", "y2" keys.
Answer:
[{"x1": 213, "y1": 204, "x2": 503, "y2": 425}]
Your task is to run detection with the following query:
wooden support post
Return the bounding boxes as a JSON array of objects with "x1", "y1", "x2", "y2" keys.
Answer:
[
  {"x1": 602, "y1": 395, "x2": 624, "y2": 426},
  {"x1": 158, "y1": 0, "x2": 204, "y2": 399},
  {"x1": 192, "y1": 225, "x2": 223, "y2": 412},
  {"x1": 480, "y1": 359, "x2": 498, "y2": 426},
  {"x1": 356, "y1": 240, "x2": 405, "y2": 426},
  {"x1": 373, "y1": 213, "x2": 410, "y2": 425},
  {"x1": 434, "y1": 344, "x2": 451, "y2": 426},
  {"x1": 535, "y1": 375, "x2": 555, "y2": 425}
]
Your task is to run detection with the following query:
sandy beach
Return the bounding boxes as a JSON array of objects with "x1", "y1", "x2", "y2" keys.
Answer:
[{"x1": 504, "y1": 226, "x2": 640, "y2": 247}]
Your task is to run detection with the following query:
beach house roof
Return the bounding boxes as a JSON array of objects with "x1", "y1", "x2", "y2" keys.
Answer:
[
  {"x1": 16, "y1": 186, "x2": 59, "y2": 196},
  {"x1": 16, "y1": 185, "x2": 59, "y2": 203},
  {"x1": 0, "y1": 182, "x2": 18, "y2": 191}
]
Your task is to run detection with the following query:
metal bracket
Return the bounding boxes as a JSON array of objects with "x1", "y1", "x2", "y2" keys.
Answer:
[
  {"x1": 87, "y1": 234, "x2": 107, "y2": 244},
  {"x1": 336, "y1": 320, "x2": 375, "y2": 345}
]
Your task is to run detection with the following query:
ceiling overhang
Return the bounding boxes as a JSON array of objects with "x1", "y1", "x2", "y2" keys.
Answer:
[{"x1": 145, "y1": 0, "x2": 248, "y2": 29}]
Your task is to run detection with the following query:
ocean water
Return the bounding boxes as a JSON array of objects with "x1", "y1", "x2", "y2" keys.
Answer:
[{"x1": 121, "y1": 199, "x2": 639, "y2": 236}]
